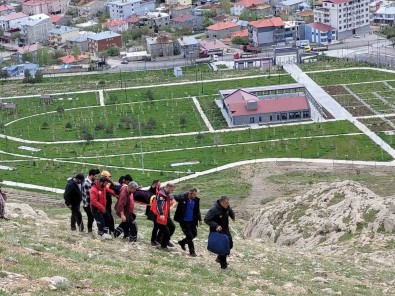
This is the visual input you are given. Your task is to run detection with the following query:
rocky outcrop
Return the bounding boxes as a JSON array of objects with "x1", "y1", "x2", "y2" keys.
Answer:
[
  {"x1": 243, "y1": 180, "x2": 395, "y2": 251},
  {"x1": 4, "y1": 203, "x2": 49, "y2": 220}
]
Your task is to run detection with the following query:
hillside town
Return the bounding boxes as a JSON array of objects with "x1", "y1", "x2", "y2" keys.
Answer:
[{"x1": 0, "y1": 0, "x2": 394, "y2": 76}]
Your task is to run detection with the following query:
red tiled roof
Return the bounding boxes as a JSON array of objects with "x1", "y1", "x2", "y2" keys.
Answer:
[
  {"x1": 307, "y1": 22, "x2": 334, "y2": 31},
  {"x1": 231, "y1": 29, "x2": 248, "y2": 37},
  {"x1": 2, "y1": 12, "x2": 27, "y2": 21},
  {"x1": 224, "y1": 90, "x2": 309, "y2": 116},
  {"x1": 59, "y1": 54, "x2": 88, "y2": 64},
  {"x1": 172, "y1": 13, "x2": 193, "y2": 23},
  {"x1": 249, "y1": 17, "x2": 284, "y2": 28},
  {"x1": 16, "y1": 43, "x2": 39, "y2": 54},
  {"x1": 199, "y1": 39, "x2": 227, "y2": 50},
  {"x1": 207, "y1": 21, "x2": 239, "y2": 31},
  {"x1": 296, "y1": 9, "x2": 314, "y2": 16},
  {"x1": 24, "y1": 0, "x2": 53, "y2": 6},
  {"x1": 0, "y1": 4, "x2": 14, "y2": 12},
  {"x1": 49, "y1": 14, "x2": 63, "y2": 23},
  {"x1": 231, "y1": 0, "x2": 263, "y2": 7},
  {"x1": 104, "y1": 19, "x2": 127, "y2": 27},
  {"x1": 126, "y1": 15, "x2": 140, "y2": 24}
]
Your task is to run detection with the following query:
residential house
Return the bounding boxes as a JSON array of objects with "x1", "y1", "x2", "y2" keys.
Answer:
[
  {"x1": 146, "y1": 35, "x2": 174, "y2": 57},
  {"x1": 284, "y1": 21, "x2": 300, "y2": 42},
  {"x1": 199, "y1": 39, "x2": 227, "y2": 55},
  {"x1": 76, "y1": 0, "x2": 107, "y2": 18},
  {"x1": 22, "y1": 0, "x2": 69, "y2": 15},
  {"x1": 231, "y1": 28, "x2": 248, "y2": 38},
  {"x1": 59, "y1": 54, "x2": 89, "y2": 64},
  {"x1": 206, "y1": 21, "x2": 241, "y2": 39},
  {"x1": 11, "y1": 44, "x2": 40, "y2": 63},
  {"x1": 313, "y1": 0, "x2": 370, "y2": 40},
  {"x1": 18, "y1": 13, "x2": 53, "y2": 44},
  {"x1": 247, "y1": 17, "x2": 285, "y2": 47},
  {"x1": 139, "y1": 12, "x2": 170, "y2": 29},
  {"x1": 126, "y1": 14, "x2": 140, "y2": 28},
  {"x1": 48, "y1": 25, "x2": 79, "y2": 47},
  {"x1": 107, "y1": 0, "x2": 155, "y2": 20},
  {"x1": 295, "y1": 9, "x2": 314, "y2": 22},
  {"x1": 305, "y1": 22, "x2": 336, "y2": 44},
  {"x1": 374, "y1": 6, "x2": 395, "y2": 25},
  {"x1": 49, "y1": 14, "x2": 72, "y2": 26},
  {"x1": 66, "y1": 34, "x2": 91, "y2": 51},
  {"x1": 219, "y1": 83, "x2": 311, "y2": 126},
  {"x1": 278, "y1": 0, "x2": 306, "y2": 14},
  {"x1": 171, "y1": 13, "x2": 203, "y2": 31},
  {"x1": 166, "y1": 0, "x2": 192, "y2": 6},
  {"x1": 103, "y1": 19, "x2": 129, "y2": 32},
  {"x1": 0, "y1": 4, "x2": 16, "y2": 16},
  {"x1": 246, "y1": 3, "x2": 272, "y2": 17},
  {"x1": 0, "y1": 12, "x2": 28, "y2": 31},
  {"x1": 230, "y1": 0, "x2": 263, "y2": 16},
  {"x1": 169, "y1": 4, "x2": 191, "y2": 18},
  {"x1": 87, "y1": 31, "x2": 122, "y2": 53},
  {"x1": 175, "y1": 36, "x2": 199, "y2": 58}
]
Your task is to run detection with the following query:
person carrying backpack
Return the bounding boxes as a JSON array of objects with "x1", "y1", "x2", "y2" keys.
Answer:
[
  {"x1": 64, "y1": 174, "x2": 85, "y2": 232},
  {"x1": 204, "y1": 195, "x2": 235, "y2": 269}
]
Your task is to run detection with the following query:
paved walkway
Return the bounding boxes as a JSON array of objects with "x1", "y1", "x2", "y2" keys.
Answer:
[
  {"x1": 99, "y1": 90, "x2": 105, "y2": 106},
  {"x1": 191, "y1": 96, "x2": 214, "y2": 132},
  {"x1": 283, "y1": 64, "x2": 395, "y2": 159}
]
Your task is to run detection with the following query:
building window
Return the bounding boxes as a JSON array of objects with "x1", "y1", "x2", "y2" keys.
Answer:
[
  {"x1": 303, "y1": 111, "x2": 310, "y2": 118},
  {"x1": 259, "y1": 116, "x2": 262, "y2": 122},
  {"x1": 281, "y1": 113, "x2": 287, "y2": 120},
  {"x1": 250, "y1": 117, "x2": 255, "y2": 123},
  {"x1": 270, "y1": 115, "x2": 273, "y2": 121},
  {"x1": 276, "y1": 114, "x2": 280, "y2": 121}
]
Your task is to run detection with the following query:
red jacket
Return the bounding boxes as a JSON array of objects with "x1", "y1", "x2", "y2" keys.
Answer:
[
  {"x1": 150, "y1": 187, "x2": 171, "y2": 225},
  {"x1": 114, "y1": 186, "x2": 135, "y2": 218},
  {"x1": 90, "y1": 182, "x2": 108, "y2": 212}
]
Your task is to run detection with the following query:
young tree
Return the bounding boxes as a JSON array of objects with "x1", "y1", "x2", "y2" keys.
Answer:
[
  {"x1": 23, "y1": 69, "x2": 33, "y2": 83},
  {"x1": 34, "y1": 70, "x2": 44, "y2": 83},
  {"x1": 232, "y1": 36, "x2": 249, "y2": 45},
  {"x1": 146, "y1": 89, "x2": 154, "y2": 102},
  {"x1": 72, "y1": 45, "x2": 80, "y2": 59},
  {"x1": 106, "y1": 46, "x2": 119, "y2": 57},
  {"x1": 56, "y1": 105, "x2": 65, "y2": 117},
  {"x1": 221, "y1": 0, "x2": 231, "y2": 14},
  {"x1": 109, "y1": 94, "x2": 118, "y2": 104},
  {"x1": 179, "y1": 115, "x2": 187, "y2": 126},
  {"x1": 65, "y1": 122, "x2": 73, "y2": 130}
]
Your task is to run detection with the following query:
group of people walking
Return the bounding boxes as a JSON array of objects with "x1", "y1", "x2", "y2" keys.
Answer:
[{"x1": 63, "y1": 169, "x2": 235, "y2": 269}]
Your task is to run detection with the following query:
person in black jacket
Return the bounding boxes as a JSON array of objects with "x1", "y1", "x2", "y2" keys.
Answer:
[
  {"x1": 173, "y1": 188, "x2": 201, "y2": 257},
  {"x1": 204, "y1": 195, "x2": 235, "y2": 269},
  {"x1": 64, "y1": 174, "x2": 85, "y2": 232}
]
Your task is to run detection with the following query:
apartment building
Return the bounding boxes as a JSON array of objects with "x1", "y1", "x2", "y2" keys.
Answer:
[
  {"x1": 313, "y1": 0, "x2": 370, "y2": 40},
  {"x1": 22, "y1": 0, "x2": 69, "y2": 15},
  {"x1": 107, "y1": 0, "x2": 155, "y2": 20},
  {"x1": 247, "y1": 17, "x2": 285, "y2": 47}
]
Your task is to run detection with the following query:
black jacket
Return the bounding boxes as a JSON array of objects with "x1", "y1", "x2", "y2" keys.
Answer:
[
  {"x1": 204, "y1": 200, "x2": 235, "y2": 235},
  {"x1": 173, "y1": 192, "x2": 202, "y2": 226},
  {"x1": 64, "y1": 179, "x2": 82, "y2": 207}
]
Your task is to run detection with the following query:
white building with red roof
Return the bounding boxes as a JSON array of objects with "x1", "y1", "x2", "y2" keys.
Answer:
[
  {"x1": 0, "y1": 12, "x2": 28, "y2": 30},
  {"x1": 247, "y1": 17, "x2": 285, "y2": 47},
  {"x1": 103, "y1": 19, "x2": 128, "y2": 32},
  {"x1": 219, "y1": 83, "x2": 312, "y2": 126},
  {"x1": 230, "y1": 0, "x2": 263, "y2": 16},
  {"x1": 313, "y1": 0, "x2": 370, "y2": 40},
  {"x1": 206, "y1": 21, "x2": 241, "y2": 39},
  {"x1": 0, "y1": 4, "x2": 16, "y2": 16}
]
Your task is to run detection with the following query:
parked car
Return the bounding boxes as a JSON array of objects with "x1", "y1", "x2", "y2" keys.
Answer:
[
  {"x1": 121, "y1": 60, "x2": 129, "y2": 64},
  {"x1": 353, "y1": 34, "x2": 361, "y2": 38}
]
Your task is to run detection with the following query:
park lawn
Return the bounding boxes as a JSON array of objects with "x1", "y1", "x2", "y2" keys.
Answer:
[
  {"x1": 197, "y1": 95, "x2": 228, "y2": 129},
  {"x1": 308, "y1": 70, "x2": 395, "y2": 86},
  {"x1": 347, "y1": 82, "x2": 389, "y2": 94},
  {"x1": 300, "y1": 57, "x2": 374, "y2": 72},
  {"x1": 1, "y1": 92, "x2": 99, "y2": 124},
  {"x1": 4, "y1": 98, "x2": 207, "y2": 141},
  {"x1": 81, "y1": 134, "x2": 393, "y2": 171},
  {"x1": 104, "y1": 74, "x2": 294, "y2": 103},
  {"x1": 0, "y1": 121, "x2": 360, "y2": 159}
]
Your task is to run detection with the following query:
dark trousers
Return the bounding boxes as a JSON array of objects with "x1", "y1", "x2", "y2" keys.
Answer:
[
  {"x1": 83, "y1": 206, "x2": 94, "y2": 232},
  {"x1": 179, "y1": 221, "x2": 197, "y2": 253},
  {"x1": 92, "y1": 209, "x2": 111, "y2": 235},
  {"x1": 70, "y1": 205, "x2": 83, "y2": 231},
  {"x1": 151, "y1": 223, "x2": 161, "y2": 243},
  {"x1": 114, "y1": 214, "x2": 138, "y2": 241},
  {"x1": 217, "y1": 233, "x2": 233, "y2": 265},
  {"x1": 156, "y1": 218, "x2": 176, "y2": 248},
  {"x1": 106, "y1": 202, "x2": 115, "y2": 232}
]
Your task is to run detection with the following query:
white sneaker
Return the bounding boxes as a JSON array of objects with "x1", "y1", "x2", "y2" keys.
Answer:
[{"x1": 101, "y1": 233, "x2": 113, "y2": 240}]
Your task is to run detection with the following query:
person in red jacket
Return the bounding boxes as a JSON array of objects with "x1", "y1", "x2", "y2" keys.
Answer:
[
  {"x1": 90, "y1": 177, "x2": 113, "y2": 237},
  {"x1": 114, "y1": 181, "x2": 139, "y2": 242},
  {"x1": 150, "y1": 183, "x2": 176, "y2": 251}
]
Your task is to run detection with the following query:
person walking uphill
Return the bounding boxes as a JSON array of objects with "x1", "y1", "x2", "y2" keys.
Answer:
[
  {"x1": 64, "y1": 173, "x2": 85, "y2": 232},
  {"x1": 204, "y1": 195, "x2": 235, "y2": 269},
  {"x1": 0, "y1": 185, "x2": 8, "y2": 219},
  {"x1": 90, "y1": 177, "x2": 113, "y2": 238},
  {"x1": 82, "y1": 168, "x2": 100, "y2": 233},
  {"x1": 114, "y1": 181, "x2": 139, "y2": 242},
  {"x1": 150, "y1": 183, "x2": 176, "y2": 251},
  {"x1": 174, "y1": 188, "x2": 202, "y2": 257}
]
